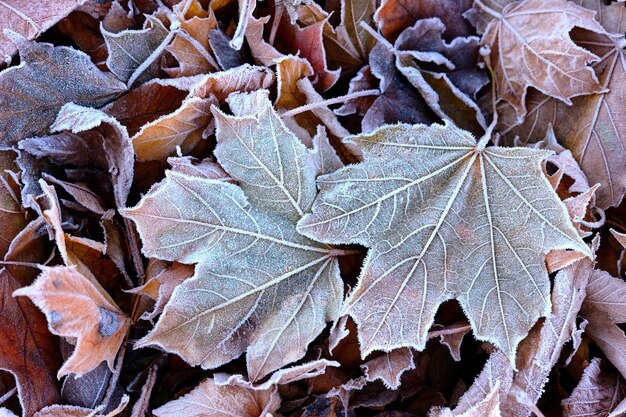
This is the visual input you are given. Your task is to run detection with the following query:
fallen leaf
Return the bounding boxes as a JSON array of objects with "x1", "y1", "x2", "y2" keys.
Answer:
[
  {"x1": 165, "y1": 0, "x2": 218, "y2": 77},
  {"x1": 581, "y1": 269, "x2": 626, "y2": 380},
  {"x1": 298, "y1": 122, "x2": 588, "y2": 363},
  {"x1": 0, "y1": 34, "x2": 125, "y2": 150},
  {"x1": 375, "y1": 0, "x2": 474, "y2": 42},
  {"x1": 0, "y1": 0, "x2": 84, "y2": 63},
  {"x1": 497, "y1": 0, "x2": 626, "y2": 208},
  {"x1": 13, "y1": 265, "x2": 130, "y2": 378},
  {"x1": 124, "y1": 91, "x2": 346, "y2": 381},
  {"x1": 132, "y1": 95, "x2": 216, "y2": 162},
  {"x1": 362, "y1": 348, "x2": 415, "y2": 390},
  {"x1": 393, "y1": 18, "x2": 488, "y2": 135},
  {"x1": 480, "y1": 0, "x2": 607, "y2": 119},
  {"x1": 101, "y1": 15, "x2": 169, "y2": 85},
  {"x1": 562, "y1": 358, "x2": 626, "y2": 417},
  {"x1": 49, "y1": 103, "x2": 134, "y2": 208},
  {"x1": 0, "y1": 268, "x2": 61, "y2": 417},
  {"x1": 358, "y1": 43, "x2": 436, "y2": 132},
  {"x1": 152, "y1": 378, "x2": 280, "y2": 417},
  {"x1": 276, "y1": 14, "x2": 341, "y2": 91},
  {"x1": 129, "y1": 262, "x2": 194, "y2": 321}
]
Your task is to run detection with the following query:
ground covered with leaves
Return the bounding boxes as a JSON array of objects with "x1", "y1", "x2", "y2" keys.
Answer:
[{"x1": 0, "y1": 0, "x2": 625, "y2": 416}]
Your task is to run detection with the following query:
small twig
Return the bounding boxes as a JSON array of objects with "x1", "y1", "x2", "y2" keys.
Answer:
[
  {"x1": 427, "y1": 323, "x2": 472, "y2": 339},
  {"x1": 0, "y1": 260, "x2": 45, "y2": 269},
  {"x1": 281, "y1": 89, "x2": 380, "y2": 118},
  {"x1": 0, "y1": 387, "x2": 17, "y2": 406}
]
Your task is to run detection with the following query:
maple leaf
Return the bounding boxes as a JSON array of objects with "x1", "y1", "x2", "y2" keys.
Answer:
[
  {"x1": 153, "y1": 377, "x2": 280, "y2": 417},
  {"x1": 0, "y1": 0, "x2": 83, "y2": 63},
  {"x1": 477, "y1": 0, "x2": 608, "y2": 119},
  {"x1": 562, "y1": 358, "x2": 626, "y2": 417},
  {"x1": 497, "y1": 0, "x2": 626, "y2": 209},
  {"x1": 298, "y1": 122, "x2": 588, "y2": 363},
  {"x1": 0, "y1": 33, "x2": 126, "y2": 150},
  {"x1": 124, "y1": 91, "x2": 345, "y2": 381}
]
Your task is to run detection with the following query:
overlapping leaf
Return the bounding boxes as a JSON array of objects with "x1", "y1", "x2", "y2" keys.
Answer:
[
  {"x1": 298, "y1": 122, "x2": 588, "y2": 363},
  {"x1": 124, "y1": 91, "x2": 345, "y2": 381}
]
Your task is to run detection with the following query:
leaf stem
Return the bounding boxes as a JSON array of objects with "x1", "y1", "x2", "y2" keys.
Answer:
[
  {"x1": 427, "y1": 323, "x2": 471, "y2": 339},
  {"x1": 281, "y1": 89, "x2": 380, "y2": 118},
  {"x1": 0, "y1": 387, "x2": 16, "y2": 406}
]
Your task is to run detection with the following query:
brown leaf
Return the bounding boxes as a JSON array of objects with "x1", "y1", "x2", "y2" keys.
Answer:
[
  {"x1": 562, "y1": 358, "x2": 626, "y2": 417},
  {"x1": 0, "y1": 268, "x2": 61, "y2": 417},
  {"x1": 101, "y1": 15, "x2": 169, "y2": 85},
  {"x1": 188, "y1": 64, "x2": 275, "y2": 101},
  {"x1": 357, "y1": 43, "x2": 436, "y2": 132},
  {"x1": 276, "y1": 14, "x2": 340, "y2": 91},
  {"x1": 0, "y1": 0, "x2": 83, "y2": 63},
  {"x1": 103, "y1": 80, "x2": 189, "y2": 136},
  {"x1": 164, "y1": 0, "x2": 218, "y2": 77},
  {"x1": 0, "y1": 34, "x2": 126, "y2": 150},
  {"x1": 481, "y1": 0, "x2": 607, "y2": 119},
  {"x1": 167, "y1": 155, "x2": 233, "y2": 181},
  {"x1": 33, "y1": 394, "x2": 129, "y2": 417},
  {"x1": 129, "y1": 262, "x2": 194, "y2": 321},
  {"x1": 152, "y1": 378, "x2": 280, "y2": 417},
  {"x1": 362, "y1": 348, "x2": 415, "y2": 390},
  {"x1": 581, "y1": 269, "x2": 626, "y2": 381},
  {"x1": 132, "y1": 95, "x2": 216, "y2": 162},
  {"x1": 375, "y1": 0, "x2": 474, "y2": 43},
  {"x1": 393, "y1": 18, "x2": 488, "y2": 135},
  {"x1": 497, "y1": 1, "x2": 626, "y2": 209},
  {"x1": 13, "y1": 265, "x2": 130, "y2": 378},
  {"x1": 50, "y1": 103, "x2": 134, "y2": 208}
]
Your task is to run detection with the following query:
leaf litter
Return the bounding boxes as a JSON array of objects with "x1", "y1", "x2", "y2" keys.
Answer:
[{"x1": 0, "y1": 0, "x2": 625, "y2": 416}]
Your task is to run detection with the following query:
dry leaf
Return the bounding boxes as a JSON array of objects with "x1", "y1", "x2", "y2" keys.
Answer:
[
  {"x1": 132, "y1": 95, "x2": 216, "y2": 162},
  {"x1": 497, "y1": 0, "x2": 626, "y2": 208},
  {"x1": 375, "y1": 0, "x2": 474, "y2": 42},
  {"x1": 13, "y1": 266, "x2": 130, "y2": 378},
  {"x1": 101, "y1": 15, "x2": 169, "y2": 85},
  {"x1": 0, "y1": 1, "x2": 84, "y2": 63},
  {"x1": 0, "y1": 34, "x2": 125, "y2": 150},
  {"x1": 124, "y1": 91, "x2": 346, "y2": 381},
  {"x1": 298, "y1": 122, "x2": 588, "y2": 363},
  {"x1": 153, "y1": 378, "x2": 280, "y2": 417},
  {"x1": 581, "y1": 269, "x2": 626, "y2": 381},
  {"x1": 562, "y1": 358, "x2": 626, "y2": 417},
  {"x1": 480, "y1": 0, "x2": 607, "y2": 119},
  {"x1": 362, "y1": 348, "x2": 415, "y2": 390}
]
